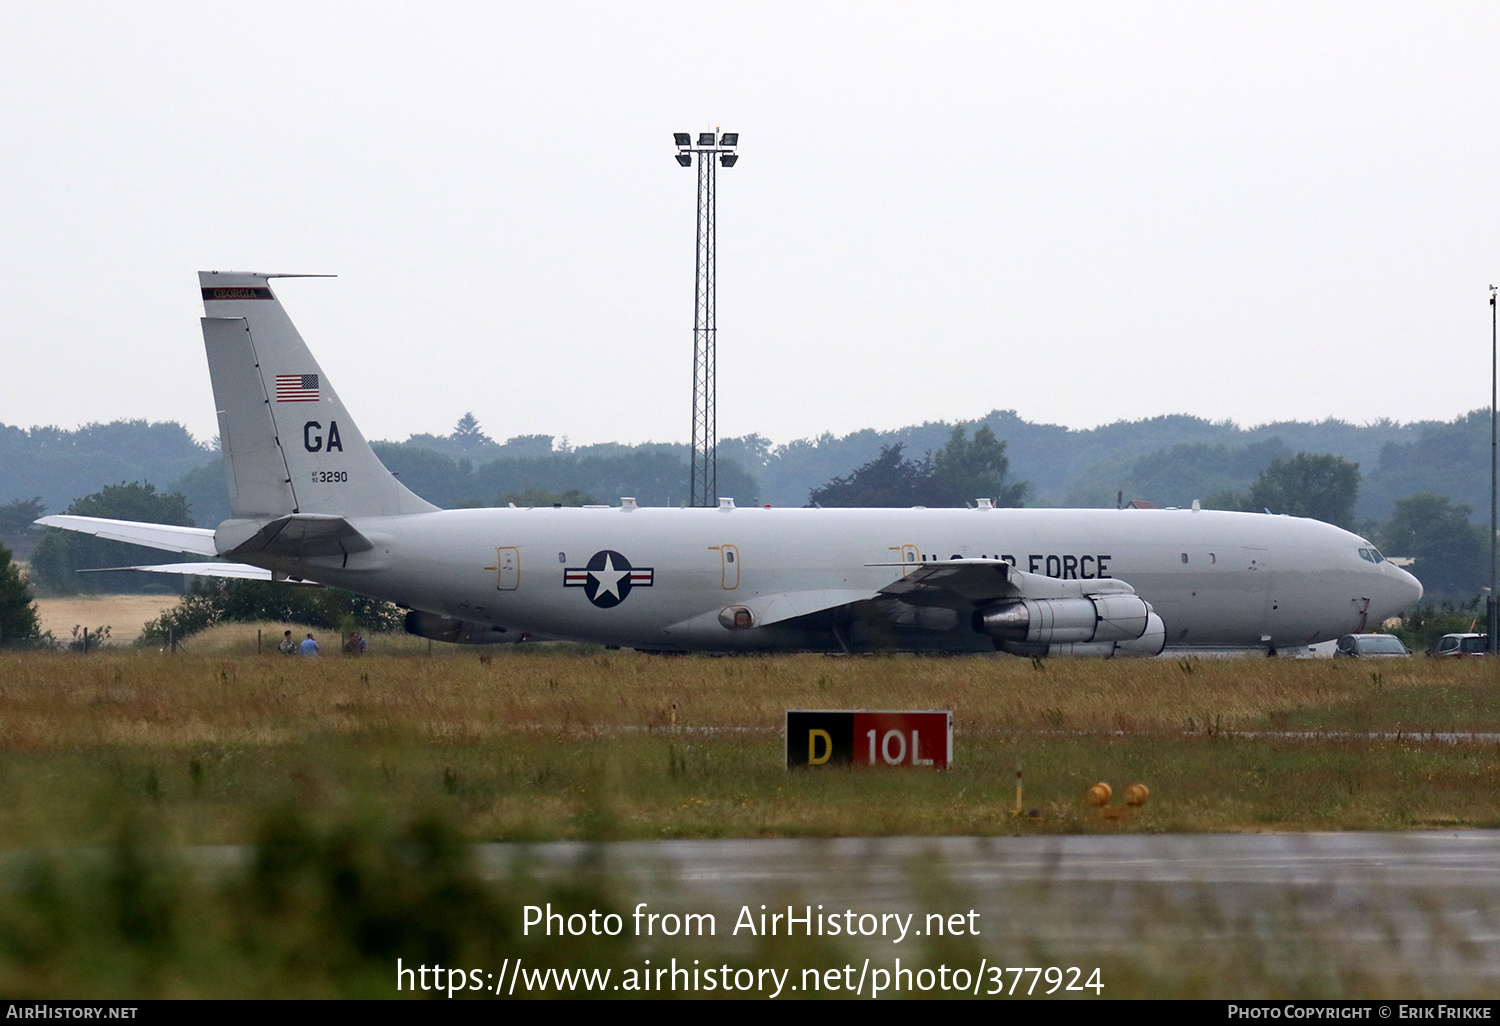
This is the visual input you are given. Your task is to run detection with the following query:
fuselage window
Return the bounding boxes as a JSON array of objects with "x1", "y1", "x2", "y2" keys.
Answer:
[
  {"x1": 726, "y1": 550, "x2": 735, "y2": 563},
  {"x1": 558, "y1": 552, "x2": 566, "y2": 563},
  {"x1": 1180, "y1": 553, "x2": 1189, "y2": 564}
]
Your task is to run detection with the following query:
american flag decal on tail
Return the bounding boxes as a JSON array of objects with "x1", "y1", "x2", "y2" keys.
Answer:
[{"x1": 275, "y1": 374, "x2": 319, "y2": 402}]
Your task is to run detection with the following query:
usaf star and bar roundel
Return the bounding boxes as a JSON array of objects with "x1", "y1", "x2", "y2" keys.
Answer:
[{"x1": 564, "y1": 550, "x2": 654, "y2": 608}]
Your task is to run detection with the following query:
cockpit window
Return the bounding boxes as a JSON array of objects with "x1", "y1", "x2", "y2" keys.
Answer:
[{"x1": 1358, "y1": 548, "x2": 1375, "y2": 563}]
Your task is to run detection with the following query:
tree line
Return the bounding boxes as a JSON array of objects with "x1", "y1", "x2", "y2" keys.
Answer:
[
  {"x1": 6, "y1": 407, "x2": 1500, "y2": 524},
  {"x1": 3, "y1": 410, "x2": 1498, "y2": 637}
]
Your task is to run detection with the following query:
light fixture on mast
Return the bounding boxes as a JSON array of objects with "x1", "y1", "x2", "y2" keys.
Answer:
[{"x1": 672, "y1": 129, "x2": 739, "y2": 507}]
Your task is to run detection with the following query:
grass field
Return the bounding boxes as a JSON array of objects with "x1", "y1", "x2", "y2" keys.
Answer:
[
  {"x1": 33, "y1": 594, "x2": 184, "y2": 641},
  {"x1": 2, "y1": 638, "x2": 1498, "y2": 997},
  {"x1": 1, "y1": 635, "x2": 1498, "y2": 846}
]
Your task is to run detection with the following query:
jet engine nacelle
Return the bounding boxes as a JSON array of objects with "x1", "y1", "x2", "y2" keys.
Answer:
[
  {"x1": 974, "y1": 593, "x2": 1152, "y2": 646},
  {"x1": 1048, "y1": 612, "x2": 1166, "y2": 657},
  {"x1": 404, "y1": 610, "x2": 512, "y2": 645}
]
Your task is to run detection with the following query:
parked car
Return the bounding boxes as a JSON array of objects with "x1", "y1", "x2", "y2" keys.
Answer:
[
  {"x1": 1334, "y1": 633, "x2": 1410, "y2": 658},
  {"x1": 1427, "y1": 633, "x2": 1491, "y2": 657}
]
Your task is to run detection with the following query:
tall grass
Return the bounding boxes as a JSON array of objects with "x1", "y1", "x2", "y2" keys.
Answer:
[
  {"x1": 0, "y1": 647, "x2": 1497, "y2": 845},
  {"x1": 0, "y1": 646, "x2": 1497, "y2": 996},
  {"x1": 0, "y1": 807, "x2": 1480, "y2": 998},
  {"x1": 2, "y1": 642, "x2": 1497, "y2": 742}
]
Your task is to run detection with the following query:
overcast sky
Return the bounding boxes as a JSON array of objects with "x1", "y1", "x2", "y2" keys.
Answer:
[{"x1": 3, "y1": 2, "x2": 1499, "y2": 448}]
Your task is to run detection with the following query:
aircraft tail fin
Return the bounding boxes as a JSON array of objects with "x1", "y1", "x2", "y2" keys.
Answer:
[{"x1": 199, "y1": 272, "x2": 438, "y2": 519}]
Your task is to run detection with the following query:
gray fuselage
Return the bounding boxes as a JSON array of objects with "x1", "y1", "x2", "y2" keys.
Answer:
[{"x1": 271, "y1": 504, "x2": 1422, "y2": 653}]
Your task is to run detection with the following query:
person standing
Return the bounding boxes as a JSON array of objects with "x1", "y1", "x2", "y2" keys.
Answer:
[
  {"x1": 278, "y1": 630, "x2": 297, "y2": 655},
  {"x1": 299, "y1": 633, "x2": 320, "y2": 657}
]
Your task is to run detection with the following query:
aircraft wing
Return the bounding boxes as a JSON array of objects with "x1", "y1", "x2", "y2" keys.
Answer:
[
  {"x1": 77, "y1": 562, "x2": 317, "y2": 583},
  {"x1": 663, "y1": 563, "x2": 1147, "y2": 643},
  {"x1": 662, "y1": 588, "x2": 880, "y2": 637},
  {"x1": 734, "y1": 588, "x2": 880, "y2": 627},
  {"x1": 35, "y1": 515, "x2": 219, "y2": 556},
  {"x1": 874, "y1": 558, "x2": 1138, "y2": 605}
]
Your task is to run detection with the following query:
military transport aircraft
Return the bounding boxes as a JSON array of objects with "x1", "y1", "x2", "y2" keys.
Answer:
[{"x1": 37, "y1": 272, "x2": 1424, "y2": 656}]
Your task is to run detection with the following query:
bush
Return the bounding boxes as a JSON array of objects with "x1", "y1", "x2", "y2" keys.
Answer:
[
  {"x1": 1388, "y1": 602, "x2": 1486, "y2": 653},
  {"x1": 0, "y1": 542, "x2": 41, "y2": 645},
  {"x1": 140, "y1": 579, "x2": 404, "y2": 644},
  {"x1": 0, "y1": 808, "x2": 635, "y2": 998},
  {"x1": 67, "y1": 625, "x2": 111, "y2": 652}
]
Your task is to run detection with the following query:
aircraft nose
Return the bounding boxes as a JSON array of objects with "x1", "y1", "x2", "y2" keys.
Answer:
[{"x1": 1384, "y1": 563, "x2": 1424, "y2": 614}]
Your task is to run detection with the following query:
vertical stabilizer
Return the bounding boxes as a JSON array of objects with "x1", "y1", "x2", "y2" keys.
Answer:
[{"x1": 199, "y1": 272, "x2": 438, "y2": 518}]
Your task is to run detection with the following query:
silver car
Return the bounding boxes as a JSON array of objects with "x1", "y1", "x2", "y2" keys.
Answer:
[
  {"x1": 1334, "y1": 633, "x2": 1410, "y2": 658},
  {"x1": 1428, "y1": 633, "x2": 1490, "y2": 657}
]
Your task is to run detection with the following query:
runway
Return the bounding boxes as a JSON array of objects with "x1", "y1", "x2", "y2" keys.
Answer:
[{"x1": 477, "y1": 831, "x2": 1500, "y2": 995}]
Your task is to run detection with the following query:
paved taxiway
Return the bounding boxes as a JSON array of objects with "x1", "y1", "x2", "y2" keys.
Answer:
[{"x1": 479, "y1": 832, "x2": 1500, "y2": 991}]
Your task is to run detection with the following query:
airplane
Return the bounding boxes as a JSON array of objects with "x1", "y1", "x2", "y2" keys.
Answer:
[{"x1": 37, "y1": 271, "x2": 1424, "y2": 656}]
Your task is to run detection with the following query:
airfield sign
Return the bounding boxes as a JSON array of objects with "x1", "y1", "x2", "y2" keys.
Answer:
[{"x1": 786, "y1": 710, "x2": 952, "y2": 770}]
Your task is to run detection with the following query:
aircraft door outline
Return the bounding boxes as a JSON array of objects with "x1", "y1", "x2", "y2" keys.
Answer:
[
  {"x1": 495, "y1": 546, "x2": 520, "y2": 590},
  {"x1": 889, "y1": 544, "x2": 919, "y2": 576},
  {"x1": 1242, "y1": 545, "x2": 1273, "y2": 633},
  {"x1": 712, "y1": 544, "x2": 741, "y2": 589}
]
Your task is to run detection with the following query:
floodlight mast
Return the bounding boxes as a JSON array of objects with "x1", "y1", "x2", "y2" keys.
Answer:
[
  {"x1": 673, "y1": 129, "x2": 739, "y2": 507},
  {"x1": 1490, "y1": 285, "x2": 1498, "y2": 653}
]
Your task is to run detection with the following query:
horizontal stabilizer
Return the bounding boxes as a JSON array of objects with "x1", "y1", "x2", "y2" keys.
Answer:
[
  {"x1": 35, "y1": 516, "x2": 219, "y2": 556},
  {"x1": 77, "y1": 562, "x2": 318, "y2": 583},
  {"x1": 875, "y1": 558, "x2": 1137, "y2": 605}
]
